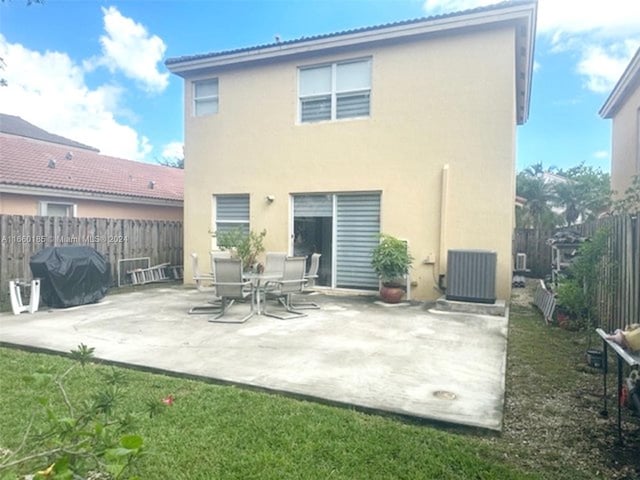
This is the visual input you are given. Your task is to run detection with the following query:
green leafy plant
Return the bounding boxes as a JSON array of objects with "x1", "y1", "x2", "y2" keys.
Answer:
[
  {"x1": 371, "y1": 234, "x2": 413, "y2": 286},
  {"x1": 556, "y1": 227, "x2": 611, "y2": 334},
  {"x1": 0, "y1": 344, "x2": 150, "y2": 479},
  {"x1": 216, "y1": 228, "x2": 267, "y2": 270}
]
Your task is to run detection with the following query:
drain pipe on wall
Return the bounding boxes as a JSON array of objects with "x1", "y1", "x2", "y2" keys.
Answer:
[{"x1": 436, "y1": 164, "x2": 449, "y2": 294}]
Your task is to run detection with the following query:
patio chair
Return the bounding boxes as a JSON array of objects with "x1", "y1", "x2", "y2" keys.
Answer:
[
  {"x1": 209, "y1": 250, "x2": 231, "y2": 276},
  {"x1": 209, "y1": 257, "x2": 254, "y2": 323},
  {"x1": 263, "y1": 256, "x2": 307, "y2": 320},
  {"x1": 191, "y1": 252, "x2": 214, "y2": 291},
  {"x1": 264, "y1": 252, "x2": 287, "y2": 277},
  {"x1": 188, "y1": 253, "x2": 224, "y2": 315},
  {"x1": 291, "y1": 253, "x2": 321, "y2": 310}
]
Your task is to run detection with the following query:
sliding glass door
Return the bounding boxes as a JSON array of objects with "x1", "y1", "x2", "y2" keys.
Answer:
[{"x1": 292, "y1": 192, "x2": 380, "y2": 290}]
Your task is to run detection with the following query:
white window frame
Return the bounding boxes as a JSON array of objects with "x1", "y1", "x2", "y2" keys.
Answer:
[
  {"x1": 38, "y1": 201, "x2": 77, "y2": 217},
  {"x1": 298, "y1": 57, "x2": 372, "y2": 123},
  {"x1": 193, "y1": 78, "x2": 219, "y2": 117},
  {"x1": 211, "y1": 194, "x2": 250, "y2": 248}
]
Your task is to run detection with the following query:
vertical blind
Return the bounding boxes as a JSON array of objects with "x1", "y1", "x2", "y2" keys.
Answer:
[
  {"x1": 215, "y1": 194, "x2": 249, "y2": 236},
  {"x1": 335, "y1": 193, "x2": 380, "y2": 289}
]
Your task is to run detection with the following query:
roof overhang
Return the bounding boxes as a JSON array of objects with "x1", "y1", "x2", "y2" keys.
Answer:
[
  {"x1": 599, "y1": 47, "x2": 640, "y2": 119},
  {"x1": 166, "y1": 0, "x2": 537, "y2": 124},
  {"x1": 0, "y1": 184, "x2": 183, "y2": 208}
]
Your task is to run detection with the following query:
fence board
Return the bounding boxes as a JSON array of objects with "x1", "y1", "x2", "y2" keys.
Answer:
[
  {"x1": 515, "y1": 215, "x2": 638, "y2": 331},
  {"x1": 0, "y1": 215, "x2": 183, "y2": 307}
]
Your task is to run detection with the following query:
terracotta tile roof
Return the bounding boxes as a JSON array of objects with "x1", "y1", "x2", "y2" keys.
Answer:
[
  {"x1": 0, "y1": 133, "x2": 183, "y2": 202},
  {"x1": 0, "y1": 113, "x2": 100, "y2": 152}
]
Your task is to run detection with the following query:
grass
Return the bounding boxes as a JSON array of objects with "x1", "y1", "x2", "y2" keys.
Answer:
[{"x1": 0, "y1": 297, "x2": 638, "y2": 479}]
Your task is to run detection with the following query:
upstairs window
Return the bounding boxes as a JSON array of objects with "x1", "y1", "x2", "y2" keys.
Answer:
[
  {"x1": 299, "y1": 58, "x2": 371, "y2": 123},
  {"x1": 194, "y1": 79, "x2": 219, "y2": 116}
]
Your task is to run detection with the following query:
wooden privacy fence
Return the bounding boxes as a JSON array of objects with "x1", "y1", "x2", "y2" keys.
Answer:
[
  {"x1": 0, "y1": 215, "x2": 183, "y2": 306},
  {"x1": 513, "y1": 228, "x2": 553, "y2": 277},
  {"x1": 516, "y1": 215, "x2": 639, "y2": 331},
  {"x1": 577, "y1": 215, "x2": 639, "y2": 331}
]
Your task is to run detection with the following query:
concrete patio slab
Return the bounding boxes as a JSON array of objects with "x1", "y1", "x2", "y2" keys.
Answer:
[{"x1": 0, "y1": 287, "x2": 508, "y2": 431}]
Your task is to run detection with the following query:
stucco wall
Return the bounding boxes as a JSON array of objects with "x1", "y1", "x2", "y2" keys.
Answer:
[
  {"x1": 183, "y1": 26, "x2": 517, "y2": 301},
  {"x1": 0, "y1": 191, "x2": 183, "y2": 221},
  {"x1": 610, "y1": 81, "x2": 640, "y2": 198}
]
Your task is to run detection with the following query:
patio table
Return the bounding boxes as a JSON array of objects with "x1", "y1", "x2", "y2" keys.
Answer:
[
  {"x1": 243, "y1": 272, "x2": 282, "y2": 314},
  {"x1": 596, "y1": 328, "x2": 640, "y2": 445}
]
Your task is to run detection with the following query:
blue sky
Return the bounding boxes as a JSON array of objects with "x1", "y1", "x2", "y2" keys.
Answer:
[{"x1": 1, "y1": 0, "x2": 639, "y2": 172}]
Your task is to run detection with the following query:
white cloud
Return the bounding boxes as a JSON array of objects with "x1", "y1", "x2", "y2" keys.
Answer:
[
  {"x1": 0, "y1": 34, "x2": 151, "y2": 161},
  {"x1": 577, "y1": 41, "x2": 640, "y2": 93},
  {"x1": 592, "y1": 150, "x2": 609, "y2": 160},
  {"x1": 85, "y1": 6, "x2": 168, "y2": 93},
  {"x1": 161, "y1": 141, "x2": 184, "y2": 160},
  {"x1": 422, "y1": 0, "x2": 640, "y2": 94}
]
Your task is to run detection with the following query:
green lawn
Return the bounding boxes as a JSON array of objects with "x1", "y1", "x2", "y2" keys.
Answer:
[{"x1": 0, "y1": 301, "x2": 635, "y2": 479}]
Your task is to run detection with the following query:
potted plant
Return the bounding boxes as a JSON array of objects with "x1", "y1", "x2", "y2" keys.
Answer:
[
  {"x1": 216, "y1": 228, "x2": 267, "y2": 271},
  {"x1": 371, "y1": 233, "x2": 413, "y2": 303}
]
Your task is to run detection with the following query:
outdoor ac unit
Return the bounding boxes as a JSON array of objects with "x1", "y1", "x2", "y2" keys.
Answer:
[
  {"x1": 446, "y1": 249, "x2": 497, "y2": 304},
  {"x1": 515, "y1": 253, "x2": 527, "y2": 271}
]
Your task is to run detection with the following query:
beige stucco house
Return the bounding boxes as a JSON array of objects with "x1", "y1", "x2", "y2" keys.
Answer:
[
  {"x1": 166, "y1": 0, "x2": 537, "y2": 301},
  {"x1": 0, "y1": 114, "x2": 183, "y2": 221},
  {"x1": 600, "y1": 47, "x2": 640, "y2": 198}
]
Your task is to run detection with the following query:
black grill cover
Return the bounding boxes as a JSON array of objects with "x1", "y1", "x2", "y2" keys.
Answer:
[{"x1": 29, "y1": 246, "x2": 110, "y2": 308}]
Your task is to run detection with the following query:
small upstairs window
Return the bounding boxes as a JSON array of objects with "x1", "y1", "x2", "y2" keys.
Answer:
[
  {"x1": 299, "y1": 58, "x2": 371, "y2": 123},
  {"x1": 194, "y1": 79, "x2": 219, "y2": 116}
]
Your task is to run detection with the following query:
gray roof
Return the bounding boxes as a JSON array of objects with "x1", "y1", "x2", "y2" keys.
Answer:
[
  {"x1": 166, "y1": 0, "x2": 532, "y2": 66},
  {"x1": 0, "y1": 113, "x2": 99, "y2": 152}
]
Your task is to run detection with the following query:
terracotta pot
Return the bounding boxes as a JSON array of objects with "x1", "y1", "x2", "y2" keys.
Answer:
[
  {"x1": 557, "y1": 312, "x2": 570, "y2": 329},
  {"x1": 380, "y1": 285, "x2": 404, "y2": 304}
]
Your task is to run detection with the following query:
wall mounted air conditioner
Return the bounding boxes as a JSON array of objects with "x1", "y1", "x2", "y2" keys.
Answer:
[
  {"x1": 446, "y1": 249, "x2": 497, "y2": 304},
  {"x1": 515, "y1": 253, "x2": 527, "y2": 271}
]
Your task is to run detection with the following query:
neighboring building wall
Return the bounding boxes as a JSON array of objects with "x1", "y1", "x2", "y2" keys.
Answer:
[
  {"x1": 610, "y1": 81, "x2": 640, "y2": 197},
  {"x1": 184, "y1": 27, "x2": 517, "y2": 301},
  {"x1": 0, "y1": 191, "x2": 182, "y2": 221}
]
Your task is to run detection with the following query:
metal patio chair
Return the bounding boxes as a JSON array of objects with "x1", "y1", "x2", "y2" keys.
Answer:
[
  {"x1": 209, "y1": 250, "x2": 231, "y2": 275},
  {"x1": 188, "y1": 253, "x2": 222, "y2": 314},
  {"x1": 291, "y1": 253, "x2": 321, "y2": 310},
  {"x1": 263, "y1": 256, "x2": 308, "y2": 320},
  {"x1": 264, "y1": 252, "x2": 287, "y2": 277},
  {"x1": 209, "y1": 257, "x2": 254, "y2": 323}
]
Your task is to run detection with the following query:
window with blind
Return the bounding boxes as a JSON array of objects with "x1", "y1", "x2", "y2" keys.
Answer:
[
  {"x1": 299, "y1": 58, "x2": 371, "y2": 123},
  {"x1": 215, "y1": 194, "x2": 249, "y2": 237},
  {"x1": 194, "y1": 78, "x2": 219, "y2": 116}
]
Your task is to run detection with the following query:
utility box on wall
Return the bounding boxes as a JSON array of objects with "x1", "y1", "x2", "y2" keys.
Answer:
[{"x1": 446, "y1": 249, "x2": 497, "y2": 304}]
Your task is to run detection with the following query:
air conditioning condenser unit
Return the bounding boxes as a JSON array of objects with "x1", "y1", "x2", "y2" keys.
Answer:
[{"x1": 446, "y1": 249, "x2": 497, "y2": 304}]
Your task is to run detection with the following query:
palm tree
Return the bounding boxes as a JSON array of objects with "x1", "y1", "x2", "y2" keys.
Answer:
[{"x1": 516, "y1": 173, "x2": 557, "y2": 229}]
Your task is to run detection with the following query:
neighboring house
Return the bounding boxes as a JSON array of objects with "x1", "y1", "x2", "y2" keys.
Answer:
[
  {"x1": 600, "y1": 47, "x2": 640, "y2": 198},
  {"x1": 0, "y1": 114, "x2": 183, "y2": 221},
  {"x1": 166, "y1": 0, "x2": 537, "y2": 301}
]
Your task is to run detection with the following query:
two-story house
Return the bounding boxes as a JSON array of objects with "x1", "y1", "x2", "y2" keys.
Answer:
[
  {"x1": 600, "y1": 47, "x2": 640, "y2": 198},
  {"x1": 166, "y1": 0, "x2": 537, "y2": 301}
]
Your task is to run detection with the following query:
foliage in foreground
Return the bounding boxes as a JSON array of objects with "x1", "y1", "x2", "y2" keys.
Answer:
[{"x1": 0, "y1": 344, "x2": 152, "y2": 479}]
